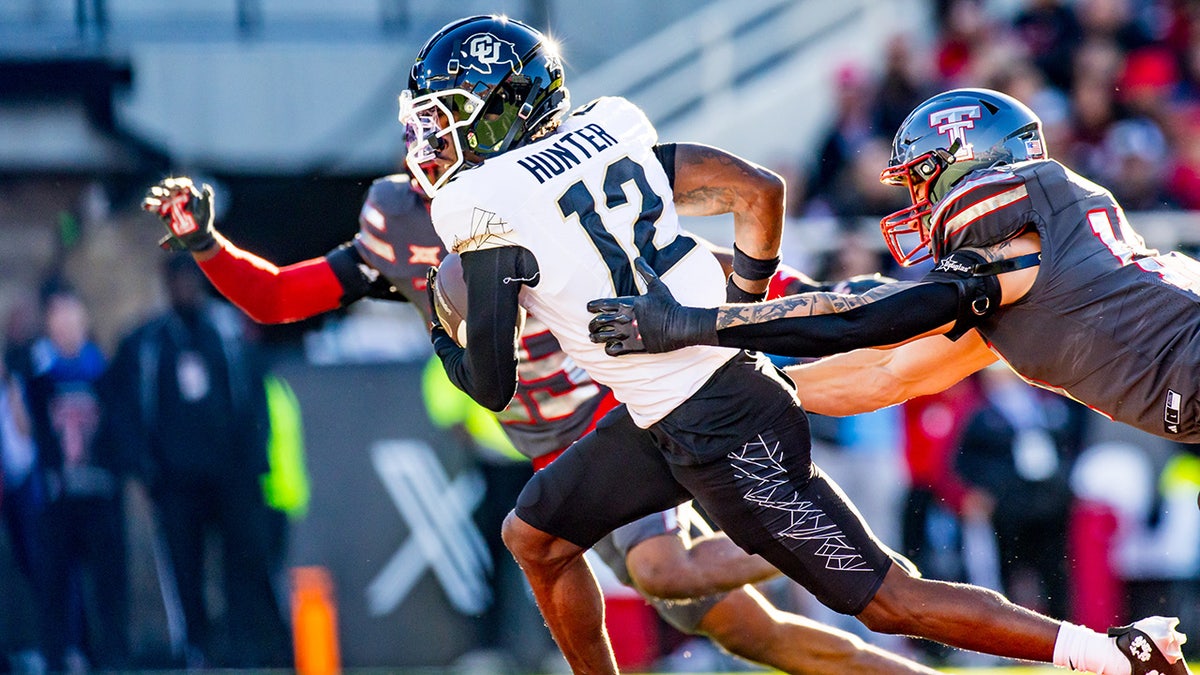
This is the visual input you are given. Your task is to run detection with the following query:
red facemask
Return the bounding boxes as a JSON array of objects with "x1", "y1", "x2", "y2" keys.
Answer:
[{"x1": 878, "y1": 147, "x2": 956, "y2": 267}]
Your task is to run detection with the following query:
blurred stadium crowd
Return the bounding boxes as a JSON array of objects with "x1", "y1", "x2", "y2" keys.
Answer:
[{"x1": 0, "y1": 0, "x2": 1199, "y2": 673}]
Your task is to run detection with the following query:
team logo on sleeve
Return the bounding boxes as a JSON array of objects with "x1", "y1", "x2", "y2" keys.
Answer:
[
  {"x1": 408, "y1": 245, "x2": 441, "y2": 266},
  {"x1": 458, "y1": 33, "x2": 522, "y2": 75},
  {"x1": 929, "y1": 105, "x2": 980, "y2": 161},
  {"x1": 933, "y1": 254, "x2": 973, "y2": 275}
]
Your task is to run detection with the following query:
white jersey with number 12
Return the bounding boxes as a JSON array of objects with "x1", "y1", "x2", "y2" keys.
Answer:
[{"x1": 430, "y1": 96, "x2": 738, "y2": 427}]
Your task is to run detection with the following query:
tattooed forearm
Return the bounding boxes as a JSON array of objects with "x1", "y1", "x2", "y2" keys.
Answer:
[
  {"x1": 715, "y1": 292, "x2": 871, "y2": 329},
  {"x1": 713, "y1": 282, "x2": 915, "y2": 329}
]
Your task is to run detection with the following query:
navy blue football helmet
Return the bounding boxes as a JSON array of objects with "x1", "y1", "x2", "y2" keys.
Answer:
[{"x1": 400, "y1": 15, "x2": 570, "y2": 196}]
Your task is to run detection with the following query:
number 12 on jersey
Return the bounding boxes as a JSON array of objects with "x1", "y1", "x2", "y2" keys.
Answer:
[{"x1": 557, "y1": 155, "x2": 695, "y2": 296}]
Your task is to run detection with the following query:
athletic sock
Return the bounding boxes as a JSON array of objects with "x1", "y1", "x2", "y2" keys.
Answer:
[{"x1": 1053, "y1": 621, "x2": 1131, "y2": 675}]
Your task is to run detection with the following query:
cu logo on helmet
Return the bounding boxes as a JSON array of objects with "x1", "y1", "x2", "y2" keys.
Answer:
[
  {"x1": 461, "y1": 33, "x2": 522, "y2": 75},
  {"x1": 929, "y1": 105, "x2": 980, "y2": 161}
]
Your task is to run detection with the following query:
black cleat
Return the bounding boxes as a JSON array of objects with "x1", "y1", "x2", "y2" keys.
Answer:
[{"x1": 1109, "y1": 617, "x2": 1191, "y2": 675}]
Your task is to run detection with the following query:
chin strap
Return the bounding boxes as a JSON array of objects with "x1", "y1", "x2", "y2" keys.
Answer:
[{"x1": 971, "y1": 251, "x2": 1041, "y2": 277}]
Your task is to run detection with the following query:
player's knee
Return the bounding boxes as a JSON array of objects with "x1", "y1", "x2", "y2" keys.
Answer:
[
  {"x1": 703, "y1": 617, "x2": 768, "y2": 659},
  {"x1": 691, "y1": 593, "x2": 769, "y2": 656},
  {"x1": 856, "y1": 567, "x2": 936, "y2": 635},
  {"x1": 501, "y1": 510, "x2": 540, "y2": 561},
  {"x1": 701, "y1": 590, "x2": 867, "y2": 666},
  {"x1": 501, "y1": 510, "x2": 583, "y2": 571},
  {"x1": 713, "y1": 616, "x2": 866, "y2": 666},
  {"x1": 626, "y1": 556, "x2": 686, "y2": 599}
]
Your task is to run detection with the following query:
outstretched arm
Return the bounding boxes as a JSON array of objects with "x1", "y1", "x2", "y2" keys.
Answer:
[
  {"x1": 710, "y1": 280, "x2": 960, "y2": 356},
  {"x1": 144, "y1": 176, "x2": 390, "y2": 324},
  {"x1": 784, "y1": 331, "x2": 998, "y2": 417},
  {"x1": 588, "y1": 258, "x2": 971, "y2": 357},
  {"x1": 588, "y1": 249, "x2": 1005, "y2": 358},
  {"x1": 191, "y1": 234, "x2": 347, "y2": 324}
]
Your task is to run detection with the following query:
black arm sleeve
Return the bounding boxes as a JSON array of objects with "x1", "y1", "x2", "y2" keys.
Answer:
[
  {"x1": 714, "y1": 249, "x2": 1002, "y2": 357},
  {"x1": 715, "y1": 282, "x2": 960, "y2": 357},
  {"x1": 431, "y1": 245, "x2": 538, "y2": 412},
  {"x1": 325, "y1": 244, "x2": 409, "y2": 306}
]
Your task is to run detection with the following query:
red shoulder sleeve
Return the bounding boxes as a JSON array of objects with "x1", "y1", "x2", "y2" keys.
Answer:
[{"x1": 199, "y1": 242, "x2": 345, "y2": 324}]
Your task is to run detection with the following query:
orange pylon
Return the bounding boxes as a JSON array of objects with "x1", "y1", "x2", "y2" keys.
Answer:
[{"x1": 291, "y1": 566, "x2": 341, "y2": 675}]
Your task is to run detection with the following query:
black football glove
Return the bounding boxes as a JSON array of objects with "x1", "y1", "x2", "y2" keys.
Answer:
[
  {"x1": 587, "y1": 258, "x2": 719, "y2": 356},
  {"x1": 830, "y1": 273, "x2": 898, "y2": 295},
  {"x1": 142, "y1": 177, "x2": 217, "y2": 252}
]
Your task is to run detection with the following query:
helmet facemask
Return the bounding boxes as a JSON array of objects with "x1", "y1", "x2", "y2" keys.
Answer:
[
  {"x1": 879, "y1": 144, "x2": 958, "y2": 267},
  {"x1": 399, "y1": 88, "x2": 487, "y2": 198}
]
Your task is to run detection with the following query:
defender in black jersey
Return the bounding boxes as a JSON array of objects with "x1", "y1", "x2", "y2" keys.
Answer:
[{"x1": 589, "y1": 87, "x2": 1193, "y2": 673}]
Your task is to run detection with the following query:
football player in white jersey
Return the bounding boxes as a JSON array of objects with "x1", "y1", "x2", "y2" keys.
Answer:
[
  {"x1": 144, "y1": 170, "x2": 942, "y2": 674},
  {"x1": 398, "y1": 15, "x2": 1187, "y2": 675}
]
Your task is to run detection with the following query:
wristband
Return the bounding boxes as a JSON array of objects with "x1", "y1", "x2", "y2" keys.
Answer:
[
  {"x1": 732, "y1": 243, "x2": 780, "y2": 281},
  {"x1": 726, "y1": 275, "x2": 767, "y2": 303}
]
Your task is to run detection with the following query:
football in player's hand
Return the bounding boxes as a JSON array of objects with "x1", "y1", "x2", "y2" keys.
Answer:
[
  {"x1": 431, "y1": 252, "x2": 526, "y2": 347},
  {"x1": 432, "y1": 253, "x2": 471, "y2": 347}
]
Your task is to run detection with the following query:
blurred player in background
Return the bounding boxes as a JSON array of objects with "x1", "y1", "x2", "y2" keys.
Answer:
[
  {"x1": 26, "y1": 283, "x2": 129, "y2": 672},
  {"x1": 143, "y1": 171, "x2": 942, "y2": 674}
]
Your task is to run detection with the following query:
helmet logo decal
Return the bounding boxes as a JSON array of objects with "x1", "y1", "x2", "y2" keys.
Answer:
[
  {"x1": 929, "y1": 105, "x2": 980, "y2": 161},
  {"x1": 460, "y1": 33, "x2": 522, "y2": 75}
]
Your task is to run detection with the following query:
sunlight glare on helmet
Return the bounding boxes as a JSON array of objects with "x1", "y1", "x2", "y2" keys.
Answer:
[
  {"x1": 541, "y1": 32, "x2": 567, "y2": 73},
  {"x1": 542, "y1": 35, "x2": 563, "y2": 60}
]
